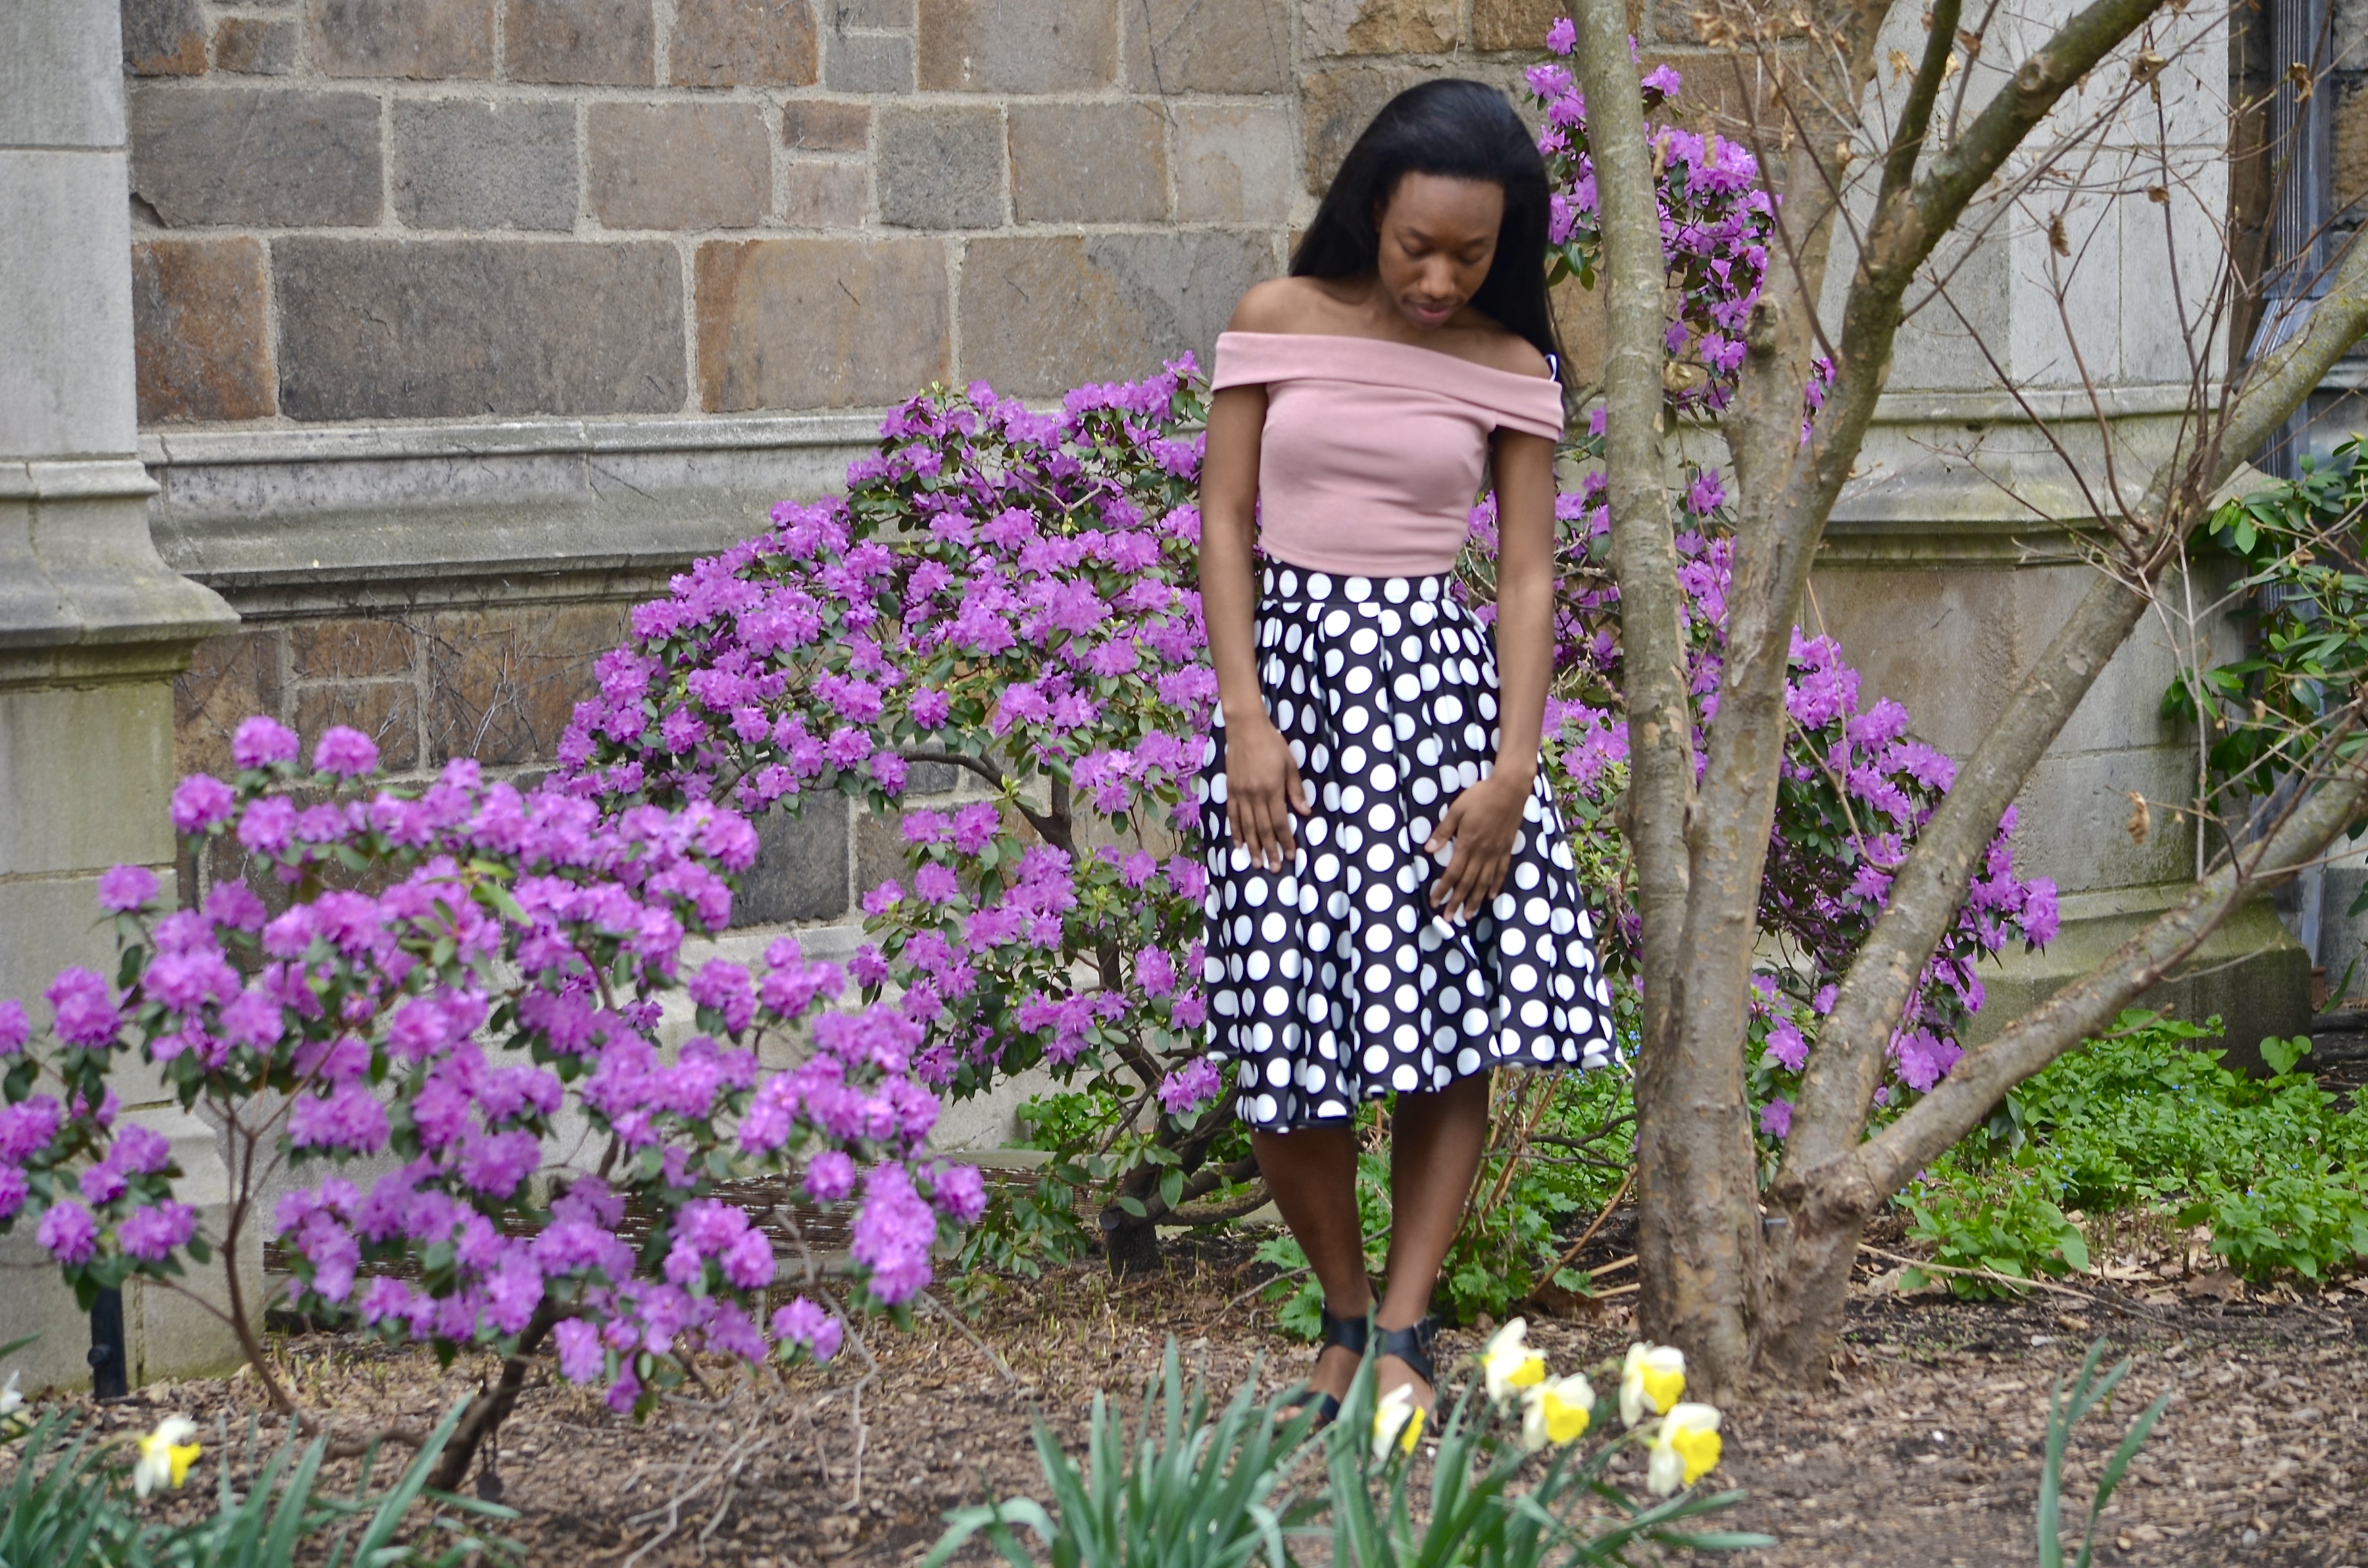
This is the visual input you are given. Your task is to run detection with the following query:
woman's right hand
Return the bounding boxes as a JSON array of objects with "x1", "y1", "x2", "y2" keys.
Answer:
[{"x1": 1226, "y1": 717, "x2": 1310, "y2": 872}]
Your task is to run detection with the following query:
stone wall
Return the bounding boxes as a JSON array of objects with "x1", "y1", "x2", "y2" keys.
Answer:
[{"x1": 119, "y1": 0, "x2": 1718, "y2": 921}]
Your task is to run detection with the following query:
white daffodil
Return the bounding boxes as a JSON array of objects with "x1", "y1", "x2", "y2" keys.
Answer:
[
  {"x1": 1481, "y1": 1318, "x2": 1547, "y2": 1407},
  {"x1": 1519, "y1": 1373, "x2": 1595, "y2": 1452},
  {"x1": 0, "y1": 1371, "x2": 23, "y2": 1435},
  {"x1": 1372, "y1": 1382, "x2": 1426, "y2": 1464},
  {"x1": 1646, "y1": 1403, "x2": 1723, "y2": 1496},
  {"x1": 1619, "y1": 1341, "x2": 1686, "y2": 1427},
  {"x1": 133, "y1": 1417, "x2": 201, "y2": 1498}
]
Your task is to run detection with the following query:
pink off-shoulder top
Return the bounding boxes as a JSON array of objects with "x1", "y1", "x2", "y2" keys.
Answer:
[{"x1": 1210, "y1": 330, "x2": 1565, "y2": 578}]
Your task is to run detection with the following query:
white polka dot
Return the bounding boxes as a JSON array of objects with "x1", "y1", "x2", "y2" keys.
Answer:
[{"x1": 1392, "y1": 1065, "x2": 1418, "y2": 1091}]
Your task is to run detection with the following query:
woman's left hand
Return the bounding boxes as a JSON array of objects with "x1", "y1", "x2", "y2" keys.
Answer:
[{"x1": 1424, "y1": 770, "x2": 1533, "y2": 921}]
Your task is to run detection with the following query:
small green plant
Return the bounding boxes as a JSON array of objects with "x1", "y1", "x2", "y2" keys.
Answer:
[
  {"x1": 1913, "y1": 1009, "x2": 2368, "y2": 1290},
  {"x1": 922, "y1": 1339, "x2": 1323, "y2": 1568},
  {"x1": 928, "y1": 1330, "x2": 1769, "y2": 1568},
  {"x1": 0, "y1": 1391, "x2": 517, "y2": 1568},
  {"x1": 2035, "y1": 1339, "x2": 2171, "y2": 1568},
  {"x1": 1325, "y1": 1355, "x2": 1766, "y2": 1568}
]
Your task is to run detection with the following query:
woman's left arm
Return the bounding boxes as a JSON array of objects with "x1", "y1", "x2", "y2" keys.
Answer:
[{"x1": 1425, "y1": 427, "x2": 1557, "y2": 920}]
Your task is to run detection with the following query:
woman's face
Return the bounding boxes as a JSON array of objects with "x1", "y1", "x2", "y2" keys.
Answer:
[{"x1": 1374, "y1": 172, "x2": 1504, "y2": 332}]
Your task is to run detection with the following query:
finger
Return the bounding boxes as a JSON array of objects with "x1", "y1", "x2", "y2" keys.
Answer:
[
  {"x1": 1423, "y1": 800, "x2": 1463, "y2": 860},
  {"x1": 1287, "y1": 758, "x2": 1311, "y2": 817}
]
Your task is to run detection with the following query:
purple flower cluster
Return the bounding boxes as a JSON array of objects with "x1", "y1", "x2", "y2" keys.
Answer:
[
  {"x1": 554, "y1": 364, "x2": 1226, "y2": 1154},
  {"x1": 0, "y1": 720, "x2": 979, "y2": 1417}
]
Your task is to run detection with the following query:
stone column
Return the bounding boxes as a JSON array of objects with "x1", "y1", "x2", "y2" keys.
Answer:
[
  {"x1": 1809, "y1": 0, "x2": 2308, "y2": 1065},
  {"x1": 1, "y1": 0, "x2": 243, "y2": 1392}
]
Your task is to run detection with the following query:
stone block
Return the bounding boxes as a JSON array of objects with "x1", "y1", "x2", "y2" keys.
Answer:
[
  {"x1": 824, "y1": 31, "x2": 913, "y2": 92},
  {"x1": 1010, "y1": 102, "x2": 1164, "y2": 224},
  {"x1": 1303, "y1": 0, "x2": 1458, "y2": 56},
  {"x1": 2335, "y1": 76, "x2": 2368, "y2": 213},
  {"x1": 3, "y1": 0, "x2": 129, "y2": 150},
  {"x1": 830, "y1": 0, "x2": 912, "y2": 25},
  {"x1": 783, "y1": 99, "x2": 870, "y2": 152},
  {"x1": 669, "y1": 0, "x2": 819, "y2": 86},
  {"x1": 0, "y1": 682, "x2": 177, "y2": 879},
  {"x1": 876, "y1": 104, "x2": 1003, "y2": 228},
  {"x1": 958, "y1": 231, "x2": 1274, "y2": 396},
  {"x1": 1300, "y1": 63, "x2": 1437, "y2": 193},
  {"x1": 129, "y1": 85, "x2": 381, "y2": 227},
  {"x1": 176, "y1": 629, "x2": 284, "y2": 779},
  {"x1": 1, "y1": 151, "x2": 140, "y2": 457},
  {"x1": 424, "y1": 603, "x2": 626, "y2": 767},
  {"x1": 393, "y1": 99, "x2": 577, "y2": 231},
  {"x1": 919, "y1": 0, "x2": 1114, "y2": 92},
  {"x1": 295, "y1": 682, "x2": 419, "y2": 774},
  {"x1": 131, "y1": 237, "x2": 275, "y2": 423},
  {"x1": 782, "y1": 160, "x2": 868, "y2": 227},
  {"x1": 591, "y1": 102, "x2": 772, "y2": 230},
  {"x1": 1122, "y1": 0, "x2": 1286, "y2": 93},
  {"x1": 853, "y1": 801, "x2": 913, "y2": 899},
  {"x1": 696, "y1": 236, "x2": 951, "y2": 409},
  {"x1": 290, "y1": 617, "x2": 415, "y2": 680},
  {"x1": 309, "y1": 0, "x2": 495, "y2": 77},
  {"x1": 275, "y1": 239, "x2": 686, "y2": 418},
  {"x1": 124, "y1": 0, "x2": 208, "y2": 74},
  {"x1": 1470, "y1": 0, "x2": 1563, "y2": 51},
  {"x1": 505, "y1": 0, "x2": 654, "y2": 83},
  {"x1": 1172, "y1": 102, "x2": 1294, "y2": 222},
  {"x1": 736, "y1": 801, "x2": 850, "y2": 924},
  {"x1": 212, "y1": 17, "x2": 299, "y2": 72}
]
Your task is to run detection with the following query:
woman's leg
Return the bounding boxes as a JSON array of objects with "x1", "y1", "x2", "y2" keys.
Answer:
[
  {"x1": 1376, "y1": 1072, "x2": 1492, "y2": 1401},
  {"x1": 1251, "y1": 1123, "x2": 1372, "y2": 1404}
]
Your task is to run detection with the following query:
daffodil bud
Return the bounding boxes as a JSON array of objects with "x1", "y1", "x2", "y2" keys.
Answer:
[
  {"x1": 1482, "y1": 1318, "x2": 1548, "y2": 1407},
  {"x1": 1646, "y1": 1403, "x2": 1723, "y2": 1496},
  {"x1": 1372, "y1": 1382, "x2": 1426, "y2": 1464},
  {"x1": 1520, "y1": 1373, "x2": 1595, "y2": 1451},
  {"x1": 1620, "y1": 1341, "x2": 1686, "y2": 1427},
  {"x1": 134, "y1": 1417, "x2": 201, "y2": 1498}
]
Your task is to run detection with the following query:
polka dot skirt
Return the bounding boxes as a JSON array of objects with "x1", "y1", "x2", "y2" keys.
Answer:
[{"x1": 1196, "y1": 564, "x2": 1616, "y2": 1132}]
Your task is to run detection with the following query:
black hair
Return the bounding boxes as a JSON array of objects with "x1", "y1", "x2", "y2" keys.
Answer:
[{"x1": 1292, "y1": 78, "x2": 1563, "y2": 375}]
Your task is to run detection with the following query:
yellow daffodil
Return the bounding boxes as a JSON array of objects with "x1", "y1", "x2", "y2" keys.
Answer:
[
  {"x1": 1481, "y1": 1318, "x2": 1547, "y2": 1407},
  {"x1": 1619, "y1": 1341, "x2": 1686, "y2": 1427},
  {"x1": 1372, "y1": 1382, "x2": 1426, "y2": 1464},
  {"x1": 133, "y1": 1417, "x2": 201, "y2": 1498},
  {"x1": 1646, "y1": 1403, "x2": 1723, "y2": 1496},
  {"x1": 1520, "y1": 1373, "x2": 1595, "y2": 1451}
]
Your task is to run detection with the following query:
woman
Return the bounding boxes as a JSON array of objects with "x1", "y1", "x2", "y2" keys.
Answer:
[{"x1": 1195, "y1": 78, "x2": 1616, "y2": 1432}]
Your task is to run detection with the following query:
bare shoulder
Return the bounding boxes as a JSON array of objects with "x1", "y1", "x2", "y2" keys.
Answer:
[
  {"x1": 1454, "y1": 317, "x2": 1553, "y2": 379},
  {"x1": 1226, "y1": 277, "x2": 1336, "y2": 334}
]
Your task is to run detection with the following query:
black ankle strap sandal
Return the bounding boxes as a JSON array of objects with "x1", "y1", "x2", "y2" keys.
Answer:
[
  {"x1": 1375, "y1": 1316, "x2": 1438, "y2": 1387},
  {"x1": 1306, "y1": 1304, "x2": 1371, "y2": 1426}
]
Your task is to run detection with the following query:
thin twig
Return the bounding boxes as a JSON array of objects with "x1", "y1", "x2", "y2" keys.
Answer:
[
  {"x1": 1859, "y1": 1245, "x2": 2177, "y2": 1323},
  {"x1": 919, "y1": 1291, "x2": 1019, "y2": 1387},
  {"x1": 1543, "y1": 1172, "x2": 1634, "y2": 1282}
]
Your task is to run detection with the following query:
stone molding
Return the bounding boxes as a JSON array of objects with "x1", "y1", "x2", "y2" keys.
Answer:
[{"x1": 147, "y1": 409, "x2": 880, "y2": 603}]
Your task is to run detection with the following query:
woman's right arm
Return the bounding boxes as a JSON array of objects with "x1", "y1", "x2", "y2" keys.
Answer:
[{"x1": 1199, "y1": 379, "x2": 1306, "y2": 872}]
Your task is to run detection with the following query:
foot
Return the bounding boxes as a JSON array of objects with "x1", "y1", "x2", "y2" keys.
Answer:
[
  {"x1": 1283, "y1": 1302, "x2": 1370, "y2": 1424},
  {"x1": 1374, "y1": 1317, "x2": 1440, "y2": 1420}
]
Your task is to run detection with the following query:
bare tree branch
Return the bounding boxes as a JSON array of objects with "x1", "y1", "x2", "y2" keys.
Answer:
[
  {"x1": 1779, "y1": 225, "x2": 2368, "y2": 1182},
  {"x1": 1848, "y1": 735, "x2": 2368, "y2": 1202}
]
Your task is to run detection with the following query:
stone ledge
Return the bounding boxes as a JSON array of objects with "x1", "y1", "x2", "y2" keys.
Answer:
[{"x1": 145, "y1": 410, "x2": 888, "y2": 598}]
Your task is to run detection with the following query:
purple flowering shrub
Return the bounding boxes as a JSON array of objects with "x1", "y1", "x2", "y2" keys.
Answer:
[
  {"x1": 0, "y1": 716, "x2": 980, "y2": 1421},
  {"x1": 554, "y1": 368, "x2": 1224, "y2": 1261}
]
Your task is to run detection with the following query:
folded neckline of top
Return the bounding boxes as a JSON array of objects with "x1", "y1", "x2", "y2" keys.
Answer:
[{"x1": 1215, "y1": 329, "x2": 1558, "y2": 386}]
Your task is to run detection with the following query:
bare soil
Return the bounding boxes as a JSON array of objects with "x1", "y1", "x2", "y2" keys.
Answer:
[{"x1": 21, "y1": 1235, "x2": 2367, "y2": 1568}]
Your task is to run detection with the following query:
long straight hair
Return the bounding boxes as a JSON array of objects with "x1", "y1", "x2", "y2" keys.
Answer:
[{"x1": 1291, "y1": 79, "x2": 1563, "y2": 375}]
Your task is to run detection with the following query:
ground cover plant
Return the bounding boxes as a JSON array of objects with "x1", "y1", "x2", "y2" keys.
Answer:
[{"x1": 1903, "y1": 1010, "x2": 2368, "y2": 1292}]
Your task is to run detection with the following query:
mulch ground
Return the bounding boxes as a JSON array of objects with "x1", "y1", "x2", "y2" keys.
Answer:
[{"x1": 20, "y1": 1232, "x2": 2367, "y2": 1568}]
